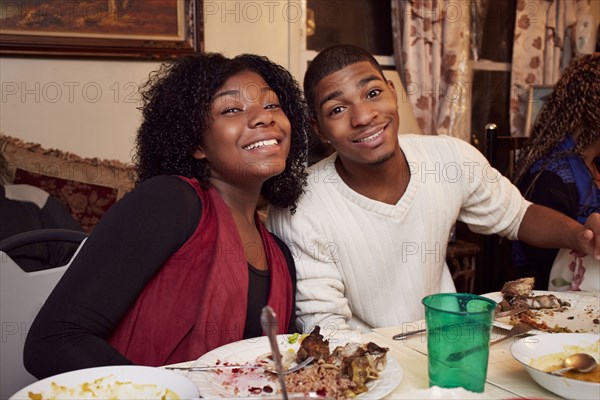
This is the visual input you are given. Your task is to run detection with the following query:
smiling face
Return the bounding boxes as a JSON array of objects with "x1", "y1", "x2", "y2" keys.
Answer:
[
  {"x1": 312, "y1": 61, "x2": 400, "y2": 168},
  {"x1": 195, "y1": 70, "x2": 292, "y2": 188}
]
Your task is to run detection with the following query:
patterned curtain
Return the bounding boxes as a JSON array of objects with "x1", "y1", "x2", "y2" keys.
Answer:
[
  {"x1": 510, "y1": 0, "x2": 590, "y2": 137},
  {"x1": 391, "y1": 0, "x2": 470, "y2": 139}
]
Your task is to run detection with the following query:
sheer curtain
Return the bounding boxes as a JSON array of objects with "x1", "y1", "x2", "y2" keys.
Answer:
[
  {"x1": 510, "y1": 0, "x2": 590, "y2": 136},
  {"x1": 391, "y1": 0, "x2": 470, "y2": 140}
]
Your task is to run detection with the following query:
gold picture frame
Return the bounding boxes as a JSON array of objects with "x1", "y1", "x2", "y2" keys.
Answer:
[{"x1": 0, "y1": 0, "x2": 203, "y2": 59}]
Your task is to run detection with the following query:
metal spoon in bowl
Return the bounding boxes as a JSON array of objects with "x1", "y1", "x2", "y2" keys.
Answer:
[{"x1": 550, "y1": 353, "x2": 598, "y2": 376}]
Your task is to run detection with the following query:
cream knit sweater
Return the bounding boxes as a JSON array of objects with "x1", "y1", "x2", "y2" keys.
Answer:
[{"x1": 268, "y1": 134, "x2": 531, "y2": 333}]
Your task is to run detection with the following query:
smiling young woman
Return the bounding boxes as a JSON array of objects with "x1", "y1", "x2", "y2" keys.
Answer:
[
  {"x1": 194, "y1": 70, "x2": 292, "y2": 190},
  {"x1": 24, "y1": 53, "x2": 309, "y2": 379}
]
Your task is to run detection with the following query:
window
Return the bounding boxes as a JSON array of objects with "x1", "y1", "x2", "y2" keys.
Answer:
[{"x1": 470, "y1": 1, "x2": 516, "y2": 149}]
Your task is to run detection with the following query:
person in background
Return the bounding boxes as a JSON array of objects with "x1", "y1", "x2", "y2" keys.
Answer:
[
  {"x1": 268, "y1": 44, "x2": 600, "y2": 334},
  {"x1": 512, "y1": 53, "x2": 600, "y2": 291},
  {"x1": 25, "y1": 53, "x2": 309, "y2": 378},
  {"x1": 0, "y1": 152, "x2": 84, "y2": 271}
]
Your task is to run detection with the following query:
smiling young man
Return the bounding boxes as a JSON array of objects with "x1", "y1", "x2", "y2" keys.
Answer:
[{"x1": 267, "y1": 44, "x2": 600, "y2": 333}]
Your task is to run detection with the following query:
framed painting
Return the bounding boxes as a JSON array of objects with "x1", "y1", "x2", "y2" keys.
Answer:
[
  {"x1": 0, "y1": 0, "x2": 203, "y2": 59},
  {"x1": 524, "y1": 85, "x2": 554, "y2": 136}
]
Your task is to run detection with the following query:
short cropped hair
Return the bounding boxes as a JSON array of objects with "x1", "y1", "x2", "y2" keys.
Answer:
[{"x1": 303, "y1": 44, "x2": 386, "y2": 117}]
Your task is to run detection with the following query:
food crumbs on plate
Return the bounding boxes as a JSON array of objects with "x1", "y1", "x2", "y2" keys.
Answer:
[
  {"x1": 208, "y1": 326, "x2": 389, "y2": 399},
  {"x1": 284, "y1": 327, "x2": 389, "y2": 400},
  {"x1": 497, "y1": 278, "x2": 599, "y2": 333},
  {"x1": 26, "y1": 375, "x2": 179, "y2": 399},
  {"x1": 248, "y1": 387, "x2": 262, "y2": 394}
]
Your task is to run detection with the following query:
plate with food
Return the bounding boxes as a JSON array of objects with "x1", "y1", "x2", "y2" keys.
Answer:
[
  {"x1": 9, "y1": 365, "x2": 199, "y2": 400},
  {"x1": 186, "y1": 327, "x2": 402, "y2": 399},
  {"x1": 482, "y1": 277, "x2": 600, "y2": 334}
]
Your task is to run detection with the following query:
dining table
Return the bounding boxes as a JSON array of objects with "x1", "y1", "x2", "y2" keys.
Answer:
[
  {"x1": 167, "y1": 321, "x2": 563, "y2": 399},
  {"x1": 366, "y1": 323, "x2": 561, "y2": 399}
]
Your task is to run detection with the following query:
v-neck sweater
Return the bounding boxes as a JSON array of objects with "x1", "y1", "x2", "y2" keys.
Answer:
[{"x1": 268, "y1": 134, "x2": 531, "y2": 332}]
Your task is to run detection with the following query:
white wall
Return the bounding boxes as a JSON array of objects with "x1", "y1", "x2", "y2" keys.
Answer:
[
  {"x1": 0, "y1": 1, "x2": 294, "y2": 163},
  {"x1": 0, "y1": 58, "x2": 159, "y2": 162}
]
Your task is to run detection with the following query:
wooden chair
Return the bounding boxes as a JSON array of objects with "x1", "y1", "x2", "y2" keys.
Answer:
[
  {"x1": 484, "y1": 123, "x2": 529, "y2": 179},
  {"x1": 446, "y1": 239, "x2": 481, "y2": 293}
]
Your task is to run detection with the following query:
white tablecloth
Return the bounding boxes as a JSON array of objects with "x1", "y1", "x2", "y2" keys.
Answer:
[{"x1": 167, "y1": 323, "x2": 561, "y2": 399}]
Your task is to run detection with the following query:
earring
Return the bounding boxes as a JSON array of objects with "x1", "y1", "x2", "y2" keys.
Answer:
[{"x1": 323, "y1": 139, "x2": 331, "y2": 144}]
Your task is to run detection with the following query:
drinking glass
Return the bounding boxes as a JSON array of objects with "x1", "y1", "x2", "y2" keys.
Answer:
[{"x1": 422, "y1": 293, "x2": 497, "y2": 393}]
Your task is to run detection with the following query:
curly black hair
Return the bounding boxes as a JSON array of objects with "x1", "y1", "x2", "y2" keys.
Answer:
[{"x1": 133, "y1": 53, "x2": 308, "y2": 212}]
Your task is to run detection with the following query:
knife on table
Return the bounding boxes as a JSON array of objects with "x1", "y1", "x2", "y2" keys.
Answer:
[
  {"x1": 393, "y1": 328, "x2": 427, "y2": 340},
  {"x1": 392, "y1": 307, "x2": 527, "y2": 340}
]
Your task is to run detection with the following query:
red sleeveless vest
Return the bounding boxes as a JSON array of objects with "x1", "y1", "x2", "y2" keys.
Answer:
[{"x1": 109, "y1": 177, "x2": 293, "y2": 365}]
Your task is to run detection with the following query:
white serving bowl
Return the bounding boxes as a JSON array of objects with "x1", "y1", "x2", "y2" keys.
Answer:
[
  {"x1": 510, "y1": 333, "x2": 599, "y2": 399},
  {"x1": 10, "y1": 365, "x2": 199, "y2": 400}
]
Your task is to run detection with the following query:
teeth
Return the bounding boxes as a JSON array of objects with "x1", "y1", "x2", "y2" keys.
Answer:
[
  {"x1": 243, "y1": 139, "x2": 278, "y2": 150},
  {"x1": 356, "y1": 129, "x2": 383, "y2": 143}
]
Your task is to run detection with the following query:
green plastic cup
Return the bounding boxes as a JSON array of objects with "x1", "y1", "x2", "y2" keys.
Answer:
[{"x1": 422, "y1": 293, "x2": 497, "y2": 393}]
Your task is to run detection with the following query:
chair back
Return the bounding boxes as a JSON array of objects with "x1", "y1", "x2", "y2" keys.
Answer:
[
  {"x1": 0, "y1": 238, "x2": 86, "y2": 398},
  {"x1": 484, "y1": 123, "x2": 529, "y2": 178}
]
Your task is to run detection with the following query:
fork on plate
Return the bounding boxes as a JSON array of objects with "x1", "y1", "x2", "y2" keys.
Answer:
[{"x1": 165, "y1": 356, "x2": 315, "y2": 375}]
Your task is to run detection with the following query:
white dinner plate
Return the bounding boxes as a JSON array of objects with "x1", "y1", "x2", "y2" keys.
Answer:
[
  {"x1": 9, "y1": 365, "x2": 199, "y2": 400},
  {"x1": 186, "y1": 334, "x2": 402, "y2": 399},
  {"x1": 482, "y1": 291, "x2": 600, "y2": 334}
]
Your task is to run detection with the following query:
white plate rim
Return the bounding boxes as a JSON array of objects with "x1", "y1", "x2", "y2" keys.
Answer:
[
  {"x1": 188, "y1": 335, "x2": 402, "y2": 399},
  {"x1": 9, "y1": 365, "x2": 199, "y2": 400},
  {"x1": 481, "y1": 291, "x2": 600, "y2": 334}
]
